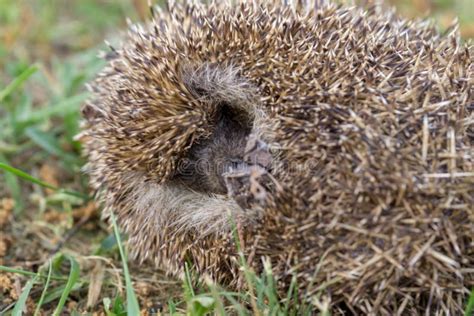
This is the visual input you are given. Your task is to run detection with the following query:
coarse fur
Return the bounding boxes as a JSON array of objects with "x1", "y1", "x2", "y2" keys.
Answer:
[
  {"x1": 80, "y1": 0, "x2": 474, "y2": 314},
  {"x1": 116, "y1": 172, "x2": 256, "y2": 241}
]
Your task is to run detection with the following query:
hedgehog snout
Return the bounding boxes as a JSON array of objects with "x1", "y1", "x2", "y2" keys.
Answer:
[
  {"x1": 172, "y1": 102, "x2": 256, "y2": 194},
  {"x1": 223, "y1": 134, "x2": 274, "y2": 210}
]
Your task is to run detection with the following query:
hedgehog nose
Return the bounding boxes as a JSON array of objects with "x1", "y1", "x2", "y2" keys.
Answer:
[{"x1": 243, "y1": 135, "x2": 272, "y2": 169}]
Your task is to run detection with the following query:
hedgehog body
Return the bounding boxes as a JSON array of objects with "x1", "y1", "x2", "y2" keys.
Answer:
[{"x1": 80, "y1": 1, "x2": 473, "y2": 314}]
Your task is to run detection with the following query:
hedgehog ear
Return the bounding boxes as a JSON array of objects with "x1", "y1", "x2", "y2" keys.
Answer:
[{"x1": 213, "y1": 101, "x2": 253, "y2": 131}]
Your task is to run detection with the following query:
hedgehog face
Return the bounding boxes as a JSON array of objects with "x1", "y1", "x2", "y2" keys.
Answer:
[
  {"x1": 172, "y1": 103, "x2": 253, "y2": 194},
  {"x1": 80, "y1": 56, "x2": 270, "y2": 244}
]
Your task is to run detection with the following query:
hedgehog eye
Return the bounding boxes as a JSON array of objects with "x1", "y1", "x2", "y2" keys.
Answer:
[
  {"x1": 214, "y1": 102, "x2": 252, "y2": 131},
  {"x1": 228, "y1": 158, "x2": 243, "y2": 170}
]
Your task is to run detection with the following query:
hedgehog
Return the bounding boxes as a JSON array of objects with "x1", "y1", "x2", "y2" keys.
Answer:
[{"x1": 78, "y1": 1, "x2": 474, "y2": 314}]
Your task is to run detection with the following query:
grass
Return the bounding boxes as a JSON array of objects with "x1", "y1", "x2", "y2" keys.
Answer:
[
  {"x1": 111, "y1": 213, "x2": 140, "y2": 315},
  {"x1": 0, "y1": 0, "x2": 472, "y2": 314}
]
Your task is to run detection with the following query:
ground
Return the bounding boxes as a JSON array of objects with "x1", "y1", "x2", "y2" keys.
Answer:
[{"x1": 0, "y1": 0, "x2": 473, "y2": 314}]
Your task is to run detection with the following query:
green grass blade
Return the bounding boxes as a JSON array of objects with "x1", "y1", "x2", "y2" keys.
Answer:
[
  {"x1": 221, "y1": 292, "x2": 248, "y2": 316},
  {"x1": 283, "y1": 275, "x2": 297, "y2": 315},
  {"x1": 261, "y1": 259, "x2": 279, "y2": 310},
  {"x1": 167, "y1": 299, "x2": 178, "y2": 315},
  {"x1": 0, "y1": 64, "x2": 38, "y2": 102},
  {"x1": 184, "y1": 262, "x2": 195, "y2": 299},
  {"x1": 0, "y1": 162, "x2": 59, "y2": 190},
  {"x1": 465, "y1": 288, "x2": 474, "y2": 316},
  {"x1": 34, "y1": 260, "x2": 53, "y2": 316},
  {"x1": 12, "y1": 274, "x2": 38, "y2": 316},
  {"x1": 0, "y1": 162, "x2": 88, "y2": 199},
  {"x1": 230, "y1": 217, "x2": 259, "y2": 316},
  {"x1": 0, "y1": 154, "x2": 24, "y2": 213},
  {"x1": 52, "y1": 255, "x2": 81, "y2": 316},
  {"x1": 42, "y1": 283, "x2": 84, "y2": 305},
  {"x1": 111, "y1": 212, "x2": 141, "y2": 315},
  {"x1": 0, "y1": 265, "x2": 39, "y2": 278},
  {"x1": 206, "y1": 280, "x2": 226, "y2": 316},
  {"x1": 0, "y1": 265, "x2": 67, "y2": 281}
]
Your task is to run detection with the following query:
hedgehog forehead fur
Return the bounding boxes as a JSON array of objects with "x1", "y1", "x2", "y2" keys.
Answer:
[{"x1": 80, "y1": 0, "x2": 473, "y2": 314}]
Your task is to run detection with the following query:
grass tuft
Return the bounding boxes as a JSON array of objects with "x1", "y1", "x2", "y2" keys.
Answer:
[
  {"x1": 34, "y1": 261, "x2": 53, "y2": 316},
  {"x1": 0, "y1": 162, "x2": 88, "y2": 199},
  {"x1": 110, "y1": 212, "x2": 141, "y2": 314},
  {"x1": 12, "y1": 274, "x2": 38, "y2": 316},
  {"x1": 52, "y1": 255, "x2": 81, "y2": 316}
]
